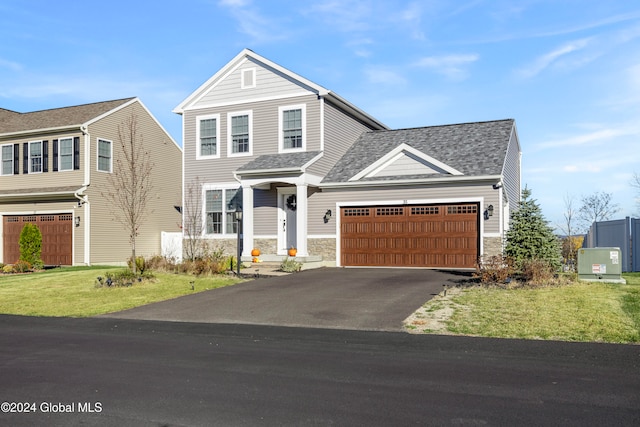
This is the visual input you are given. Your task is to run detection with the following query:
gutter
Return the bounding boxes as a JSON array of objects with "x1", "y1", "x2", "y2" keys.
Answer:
[
  {"x1": 0, "y1": 124, "x2": 82, "y2": 139},
  {"x1": 320, "y1": 175, "x2": 504, "y2": 189}
]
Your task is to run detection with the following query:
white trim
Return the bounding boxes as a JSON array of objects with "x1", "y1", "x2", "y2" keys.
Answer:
[
  {"x1": 0, "y1": 143, "x2": 14, "y2": 176},
  {"x1": 254, "y1": 234, "x2": 278, "y2": 239},
  {"x1": 322, "y1": 174, "x2": 503, "y2": 189},
  {"x1": 201, "y1": 182, "x2": 242, "y2": 237},
  {"x1": 179, "y1": 92, "x2": 313, "y2": 113},
  {"x1": 27, "y1": 140, "x2": 43, "y2": 174},
  {"x1": 196, "y1": 113, "x2": 220, "y2": 159},
  {"x1": 57, "y1": 136, "x2": 74, "y2": 172},
  {"x1": 278, "y1": 104, "x2": 306, "y2": 153},
  {"x1": 241, "y1": 67, "x2": 256, "y2": 89},
  {"x1": 308, "y1": 234, "x2": 337, "y2": 239},
  {"x1": 96, "y1": 138, "x2": 113, "y2": 173},
  {"x1": 350, "y1": 143, "x2": 463, "y2": 181},
  {"x1": 319, "y1": 97, "x2": 325, "y2": 152},
  {"x1": 227, "y1": 110, "x2": 253, "y2": 157}
]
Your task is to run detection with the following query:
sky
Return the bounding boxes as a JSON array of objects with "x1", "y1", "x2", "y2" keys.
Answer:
[{"x1": 1, "y1": 0, "x2": 639, "y2": 232}]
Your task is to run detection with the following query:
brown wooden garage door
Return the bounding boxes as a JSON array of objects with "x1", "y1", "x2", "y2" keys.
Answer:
[
  {"x1": 340, "y1": 203, "x2": 479, "y2": 268},
  {"x1": 3, "y1": 214, "x2": 73, "y2": 266}
]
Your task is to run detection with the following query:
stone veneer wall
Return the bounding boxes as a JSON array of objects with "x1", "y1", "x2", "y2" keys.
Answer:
[
  {"x1": 483, "y1": 236, "x2": 504, "y2": 259},
  {"x1": 308, "y1": 238, "x2": 336, "y2": 261},
  {"x1": 252, "y1": 238, "x2": 277, "y2": 255}
]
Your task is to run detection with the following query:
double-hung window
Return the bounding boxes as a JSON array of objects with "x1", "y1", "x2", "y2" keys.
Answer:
[
  {"x1": 29, "y1": 141, "x2": 42, "y2": 173},
  {"x1": 97, "y1": 138, "x2": 112, "y2": 172},
  {"x1": 228, "y1": 111, "x2": 252, "y2": 156},
  {"x1": 1, "y1": 144, "x2": 13, "y2": 175},
  {"x1": 204, "y1": 186, "x2": 242, "y2": 235},
  {"x1": 197, "y1": 114, "x2": 219, "y2": 159},
  {"x1": 279, "y1": 104, "x2": 305, "y2": 152},
  {"x1": 58, "y1": 137, "x2": 73, "y2": 171}
]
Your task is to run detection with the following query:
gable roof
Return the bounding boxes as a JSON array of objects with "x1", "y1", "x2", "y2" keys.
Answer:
[
  {"x1": 173, "y1": 48, "x2": 388, "y2": 130},
  {"x1": 322, "y1": 119, "x2": 515, "y2": 184},
  {"x1": 0, "y1": 98, "x2": 136, "y2": 136}
]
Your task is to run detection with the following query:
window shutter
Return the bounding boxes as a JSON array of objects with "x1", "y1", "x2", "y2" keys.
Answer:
[
  {"x1": 13, "y1": 143, "x2": 19, "y2": 174},
  {"x1": 73, "y1": 137, "x2": 80, "y2": 170},
  {"x1": 43, "y1": 141, "x2": 48, "y2": 172},
  {"x1": 23, "y1": 142, "x2": 28, "y2": 174},
  {"x1": 53, "y1": 139, "x2": 58, "y2": 171}
]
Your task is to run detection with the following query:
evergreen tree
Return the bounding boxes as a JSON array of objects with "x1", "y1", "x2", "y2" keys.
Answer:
[
  {"x1": 505, "y1": 187, "x2": 561, "y2": 270},
  {"x1": 19, "y1": 223, "x2": 43, "y2": 266}
]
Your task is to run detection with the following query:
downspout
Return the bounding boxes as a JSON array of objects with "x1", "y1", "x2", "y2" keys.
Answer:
[{"x1": 78, "y1": 125, "x2": 91, "y2": 265}]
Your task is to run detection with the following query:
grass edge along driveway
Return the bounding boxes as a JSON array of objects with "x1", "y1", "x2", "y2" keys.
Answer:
[
  {"x1": 406, "y1": 273, "x2": 640, "y2": 344},
  {"x1": 0, "y1": 266, "x2": 242, "y2": 318}
]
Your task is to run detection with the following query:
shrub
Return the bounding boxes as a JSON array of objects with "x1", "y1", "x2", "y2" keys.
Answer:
[
  {"x1": 475, "y1": 256, "x2": 514, "y2": 285},
  {"x1": 280, "y1": 257, "x2": 302, "y2": 273},
  {"x1": 520, "y1": 258, "x2": 556, "y2": 285},
  {"x1": 3, "y1": 264, "x2": 14, "y2": 274},
  {"x1": 127, "y1": 256, "x2": 146, "y2": 274},
  {"x1": 95, "y1": 269, "x2": 155, "y2": 287},
  {"x1": 13, "y1": 260, "x2": 32, "y2": 273},
  {"x1": 19, "y1": 223, "x2": 43, "y2": 266}
]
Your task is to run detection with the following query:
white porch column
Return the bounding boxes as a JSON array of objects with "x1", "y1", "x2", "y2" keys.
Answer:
[
  {"x1": 241, "y1": 184, "x2": 254, "y2": 258},
  {"x1": 296, "y1": 184, "x2": 308, "y2": 257}
]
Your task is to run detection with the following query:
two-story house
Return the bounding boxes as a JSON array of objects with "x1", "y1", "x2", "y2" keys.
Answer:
[
  {"x1": 0, "y1": 98, "x2": 182, "y2": 266},
  {"x1": 174, "y1": 49, "x2": 521, "y2": 269}
]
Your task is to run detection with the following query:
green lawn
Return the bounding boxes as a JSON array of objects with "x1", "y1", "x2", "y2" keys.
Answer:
[
  {"x1": 0, "y1": 266, "x2": 242, "y2": 317},
  {"x1": 444, "y1": 273, "x2": 640, "y2": 343}
]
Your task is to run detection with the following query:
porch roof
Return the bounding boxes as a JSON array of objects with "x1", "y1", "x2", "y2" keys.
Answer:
[{"x1": 235, "y1": 151, "x2": 322, "y2": 176}]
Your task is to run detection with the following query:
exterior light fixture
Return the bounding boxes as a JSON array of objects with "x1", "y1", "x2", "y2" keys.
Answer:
[
  {"x1": 323, "y1": 209, "x2": 332, "y2": 223},
  {"x1": 75, "y1": 216, "x2": 81, "y2": 227},
  {"x1": 233, "y1": 209, "x2": 243, "y2": 276},
  {"x1": 488, "y1": 205, "x2": 494, "y2": 216}
]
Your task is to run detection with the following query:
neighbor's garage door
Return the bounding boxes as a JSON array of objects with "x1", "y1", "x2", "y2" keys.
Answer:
[
  {"x1": 340, "y1": 203, "x2": 479, "y2": 268},
  {"x1": 3, "y1": 214, "x2": 73, "y2": 265}
]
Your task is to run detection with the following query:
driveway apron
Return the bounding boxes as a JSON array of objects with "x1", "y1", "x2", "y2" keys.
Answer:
[{"x1": 101, "y1": 268, "x2": 465, "y2": 331}]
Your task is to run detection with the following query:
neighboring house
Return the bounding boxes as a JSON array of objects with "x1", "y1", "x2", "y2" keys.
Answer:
[
  {"x1": 0, "y1": 98, "x2": 182, "y2": 266},
  {"x1": 174, "y1": 49, "x2": 521, "y2": 269}
]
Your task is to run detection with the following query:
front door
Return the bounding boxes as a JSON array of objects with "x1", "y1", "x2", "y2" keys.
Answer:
[{"x1": 278, "y1": 188, "x2": 297, "y2": 254}]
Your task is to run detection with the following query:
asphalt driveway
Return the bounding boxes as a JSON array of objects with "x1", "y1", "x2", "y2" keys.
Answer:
[{"x1": 102, "y1": 267, "x2": 466, "y2": 331}]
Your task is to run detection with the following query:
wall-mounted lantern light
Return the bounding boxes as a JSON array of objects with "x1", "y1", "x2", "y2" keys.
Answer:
[
  {"x1": 483, "y1": 205, "x2": 494, "y2": 221},
  {"x1": 488, "y1": 205, "x2": 494, "y2": 216},
  {"x1": 75, "y1": 216, "x2": 81, "y2": 227},
  {"x1": 323, "y1": 209, "x2": 332, "y2": 223}
]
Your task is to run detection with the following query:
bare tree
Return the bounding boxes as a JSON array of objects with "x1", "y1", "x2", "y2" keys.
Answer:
[
  {"x1": 558, "y1": 194, "x2": 579, "y2": 270},
  {"x1": 182, "y1": 177, "x2": 206, "y2": 261},
  {"x1": 577, "y1": 191, "x2": 620, "y2": 232},
  {"x1": 103, "y1": 110, "x2": 154, "y2": 274}
]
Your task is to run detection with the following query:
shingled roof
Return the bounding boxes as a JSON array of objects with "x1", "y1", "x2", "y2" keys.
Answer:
[
  {"x1": 236, "y1": 151, "x2": 323, "y2": 174},
  {"x1": 322, "y1": 119, "x2": 515, "y2": 183},
  {"x1": 0, "y1": 98, "x2": 135, "y2": 135}
]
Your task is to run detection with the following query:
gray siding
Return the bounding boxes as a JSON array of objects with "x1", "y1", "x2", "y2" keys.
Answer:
[
  {"x1": 307, "y1": 183, "x2": 501, "y2": 236},
  {"x1": 253, "y1": 187, "x2": 277, "y2": 236},
  {"x1": 502, "y1": 127, "x2": 521, "y2": 211},
  {"x1": 194, "y1": 57, "x2": 313, "y2": 108},
  {"x1": 184, "y1": 94, "x2": 320, "y2": 186},
  {"x1": 307, "y1": 100, "x2": 374, "y2": 177}
]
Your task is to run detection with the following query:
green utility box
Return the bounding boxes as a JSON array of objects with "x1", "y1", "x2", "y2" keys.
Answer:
[{"x1": 577, "y1": 247, "x2": 626, "y2": 283}]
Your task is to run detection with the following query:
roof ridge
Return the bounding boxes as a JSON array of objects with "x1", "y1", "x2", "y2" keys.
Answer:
[
  {"x1": 16, "y1": 97, "x2": 136, "y2": 115},
  {"x1": 367, "y1": 118, "x2": 514, "y2": 134}
]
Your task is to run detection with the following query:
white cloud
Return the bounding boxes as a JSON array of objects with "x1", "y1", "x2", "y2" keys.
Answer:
[
  {"x1": 217, "y1": 0, "x2": 289, "y2": 44},
  {"x1": 364, "y1": 66, "x2": 407, "y2": 85},
  {"x1": 413, "y1": 54, "x2": 479, "y2": 80},
  {"x1": 534, "y1": 126, "x2": 638, "y2": 150},
  {"x1": 517, "y1": 38, "x2": 592, "y2": 78},
  {"x1": 0, "y1": 57, "x2": 22, "y2": 72},
  {"x1": 306, "y1": 0, "x2": 372, "y2": 33},
  {"x1": 394, "y1": 2, "x2": 425, "y2": 40}
]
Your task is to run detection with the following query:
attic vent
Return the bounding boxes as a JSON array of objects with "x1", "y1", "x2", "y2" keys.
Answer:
[{"x1": 241, "y1": 68, "x2": 256, "y2": 89}]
